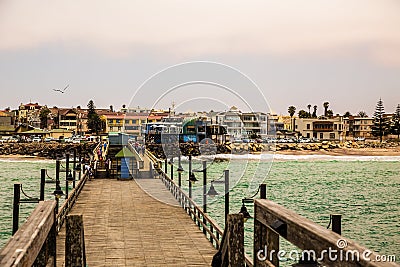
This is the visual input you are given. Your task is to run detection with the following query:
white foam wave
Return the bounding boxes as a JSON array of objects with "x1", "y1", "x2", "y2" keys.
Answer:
[{"x1": 214, "y1": 153, "x2": 400, "y2": 162}]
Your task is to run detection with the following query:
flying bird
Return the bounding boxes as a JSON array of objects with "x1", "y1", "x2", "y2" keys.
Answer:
[{"x1": 53, "y1": 84, "x2": 69, "y2": 93}]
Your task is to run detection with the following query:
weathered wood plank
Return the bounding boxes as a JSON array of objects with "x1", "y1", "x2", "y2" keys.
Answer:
[
  {"x1": 255, "y1": 199, "x2": 398, "y2": 267},
  {"x1": 0, "y1": 201, "x2": 56, "y2": 267},
  {"x1": 65, "y1": 214, "x2": 85, "y2": 267}
]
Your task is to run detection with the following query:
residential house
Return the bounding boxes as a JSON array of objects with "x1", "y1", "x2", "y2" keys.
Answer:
[
  {"x1": 17, "y1": 102, "x2": 42, "y2": 128},
  {"x1": 0, "y1": 110, "x2": 15, "y2": 135},
  {"x1": 295, "y1": 116, "x2": 345, "y2": 141}
]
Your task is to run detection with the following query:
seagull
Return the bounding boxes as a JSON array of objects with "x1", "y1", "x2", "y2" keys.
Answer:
[{"x1": 53, "y1": 84, "x2": 69, "y2": 93}]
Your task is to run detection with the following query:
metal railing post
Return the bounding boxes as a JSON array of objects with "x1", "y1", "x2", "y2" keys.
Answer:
[{"x1": 12, "y1": 183, "x2": 21, "y2": 235}]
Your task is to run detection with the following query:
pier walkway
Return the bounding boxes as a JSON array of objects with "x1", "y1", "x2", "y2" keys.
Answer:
[{"x1": 56, "y1": 178, "x2": 216, "y2": 266}]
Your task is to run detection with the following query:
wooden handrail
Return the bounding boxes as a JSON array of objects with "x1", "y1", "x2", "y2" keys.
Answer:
[
  {"x1": 56, "y1": 172, "x2": 89, "y2": 232},
  {"x1": 254, "y1": 199, "x2": 398, "y2": 267},
  {"x1": 0, "y1": 201, "x2": 57, "y2": 267}
]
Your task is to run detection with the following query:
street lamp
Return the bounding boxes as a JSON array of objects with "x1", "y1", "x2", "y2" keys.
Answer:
[
  {"x1": 239, "y1": 198, "x2": 253, "y2": 222},
  {"x1": 177, "y1": 155, "x2": 184, "y2": 187},
  {"x1": 238, "y1": 184, "x2": 267, "y2": 222},
  {"x1": 206, "y1": 169, "x2": 230, "y2": 224},
  {"x1": 168, "y1": 157, "x2": 174, "y2": 180}
]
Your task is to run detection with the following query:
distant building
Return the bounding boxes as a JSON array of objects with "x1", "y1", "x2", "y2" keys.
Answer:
[
  {"x1": 0, "y1": 110, "x2": 15, "y2": 135},
  {"x1": 17, "y1": 102, "x2": 42, "y2": 128},
  {"x1": 295, "y1": 116, "x2": 345, "y2": 141}
]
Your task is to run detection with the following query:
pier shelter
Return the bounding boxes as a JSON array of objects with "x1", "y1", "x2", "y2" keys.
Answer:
[{"x1": 115, "y1": 146, "x2": 136, "y2": 179}]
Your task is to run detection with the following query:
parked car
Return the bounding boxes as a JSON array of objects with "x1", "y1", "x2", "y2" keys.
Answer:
[
  {"x1": 354, "y1": 137, "x2": 365, "y2": 141},
  {"x1": 32, "y1": 137, "x2": 42, "y2": 142}
]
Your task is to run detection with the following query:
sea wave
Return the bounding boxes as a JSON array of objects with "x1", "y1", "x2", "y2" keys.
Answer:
[
  {"x1": 213, "y1": 153, "x2": 400, "y2": 162},
  {"x1": 0, "y1": 156, "x2": 54, "y2": 163}
]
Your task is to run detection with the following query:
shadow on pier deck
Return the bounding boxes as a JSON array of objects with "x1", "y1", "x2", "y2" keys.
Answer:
[{"x1": 56, "y1": 178, "x2": 216, "y2": 266}]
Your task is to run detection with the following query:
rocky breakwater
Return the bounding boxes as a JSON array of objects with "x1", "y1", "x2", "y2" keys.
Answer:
[{"x1": 0, "y1": 143, "x2": 98, "y2": 159}]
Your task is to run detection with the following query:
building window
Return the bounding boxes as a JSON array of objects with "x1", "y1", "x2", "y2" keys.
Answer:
[
  {"x1": 116, "y1": 119, "x2": 121, "y2": 124},
  {"x1": 306, "y1": 133, "x2": 310, "y2": 138},
  {"x1": 307, "y1": 124, "x2": 310, "y2": 130},
  {"x1": 125, "y1": 120, "x2": 130, "y2": 124},
  {"x1": 320, "y1": 133, "x2": 323, "y2": 139},
  {"x1": 132, "y1": 119, "x2": 137, "y2": 124},
  {"x1": 329, "y1": 133, "x2": 335, "y2": 139}
]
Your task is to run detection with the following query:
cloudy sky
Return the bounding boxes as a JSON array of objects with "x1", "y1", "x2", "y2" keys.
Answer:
[{"x1": 0, "y1": 0, "x2": 399, "y2": 116}]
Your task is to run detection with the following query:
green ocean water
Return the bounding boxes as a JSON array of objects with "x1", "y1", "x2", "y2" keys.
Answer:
[
  {"x1": 0, "y1": 159, "x2": 63, "y2": 248},
  {"x1": 0, "y1": 157, "x2": 399, "y2": 264},
  {"x1": 184, "y1": 157, "x2": 400, "y2": 264}
]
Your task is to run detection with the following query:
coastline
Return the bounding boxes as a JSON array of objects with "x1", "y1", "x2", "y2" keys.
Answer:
[{"x1": 275, "y1": 147, "x2": 400, "y2": 157}]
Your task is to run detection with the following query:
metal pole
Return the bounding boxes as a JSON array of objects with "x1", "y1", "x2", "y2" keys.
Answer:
[
  {"x1": 65, "y1": 153, "x2": 69, "y2": 199},
  {"x1": 202, "y1": 161, "x2": 207, "y2": 213},
  {"x1": 332, "y1": 214, "x2": 342, "y2": 235},
  {"x1": 12, "y1": 183, "x2": 21, "y2": 235},
  {"x1": 202, "y1": 161, "x2": 207, "y2": 235},
  {"x1": 224, "y1": 169, "x2": 229, "y2": 224},
  {"x1": 73, "y1": 149, "x2": 76, "y2": 188},
  {"x1": 55, "y1": 160, "x2": 60, "y2": 214},
  {"x1": 78, "y1": 154, "x2": 82, "y2": 180},
  {"x1": 178, "y1": 155, "x2": 182, "y2": 187},
  {"x1": 40, "y1": 169, "x2": 45, "y2": 201},
  {"x1": 164, "y1": 158, "x2": 167, "y2": 174},
  {"x1": 260, "y1": 184, "x2": 266, "y2": 199},
  {"x1": 189, "y1": 155, "x2": 192, "y2": 199},
  {"x1": 170, "y1": 158, "x2": 174, "y2": 180}
]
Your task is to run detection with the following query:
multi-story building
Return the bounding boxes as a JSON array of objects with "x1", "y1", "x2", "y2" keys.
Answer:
[
  {"x1": 295, "y1": 116, "x2": 345, "y2": 141},
  {"x1": 0, "y1": 110, "x2": 15, "y2": 135},
  {"x1": 344, "y1": 116, "x2": 374, "y2": 139},
  {"x1": 17, "y1": 102, "x2": 42, "y2": 127},
  {"x1": 213, "y1": 107, "x2": 268, "y2": 139},
  {"x1": 58, "y1": 109, "x2": 78, "y2": 133}
]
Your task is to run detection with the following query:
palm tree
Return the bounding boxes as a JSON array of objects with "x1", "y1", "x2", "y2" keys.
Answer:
[
  {"x1": 312, "y1": 105, "x2": 317, "y2": 118},
  {"x1": 357, "y1": 111, "x2": 368, "y2": 118},
  {"x1": 288, "y1": 106, "x2": 296, "y2": 131},
  {"x1": 323, "y1": 102, "x2": 329, "y2": 117},
  {"x1": 307, "y1": 104, "x2": 311, "y2": 117}
]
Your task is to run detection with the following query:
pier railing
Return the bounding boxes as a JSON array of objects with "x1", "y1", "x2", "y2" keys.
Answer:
[
  {"x1": 0, "y1": 201, "x2": 57, "y2": 267},
  {"x1": 253, "y1": 199, "x2": 398, "y2": 267},
  {"x1": 147, "y1": 152, "x2": 253, "y2": 266},
  {"x1": 56, "y1": 170, "x2": 89, "y2": 232}
]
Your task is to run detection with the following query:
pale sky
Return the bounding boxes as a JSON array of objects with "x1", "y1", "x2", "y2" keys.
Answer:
[{"x1": 0, "y1": 0, "x2": 399, "y2": 116}]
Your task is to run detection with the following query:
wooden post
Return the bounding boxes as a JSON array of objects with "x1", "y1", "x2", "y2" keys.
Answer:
[
  {"x1": 331, "y1": 214, "x2": 342, "y2": 235},
  {"x1": 164, "y1": 158, "x2": 167, "y2": 174},
  {"x1": 223, "y1": 214, "x2": 244, "y2": 267},
  {"x1": 266, "y1": 226, "x2": 279, "y2": 266},
  {"x1": 65, "y1": 214, "x2": 86, "y2": 267},
  {"x1": 40, "y1": 169, "x2": 46, "y2": 201},
  {"x1": 12, "y1": 183, "x2": 21, "y2": 235}
]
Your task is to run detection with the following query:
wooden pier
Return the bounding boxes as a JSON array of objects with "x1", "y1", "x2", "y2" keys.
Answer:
[
  {"x1": 1, "y1": 141, "x2": 399, "y2": 267},
  {"x1": 55, "y1": 178, "x2": 216, "y2": 266}
]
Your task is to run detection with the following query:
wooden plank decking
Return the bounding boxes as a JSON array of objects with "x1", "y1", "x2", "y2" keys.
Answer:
[{"x1": 56, "y1": 178, "x2": 216, "y2": 266}]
